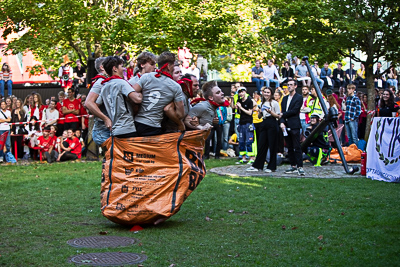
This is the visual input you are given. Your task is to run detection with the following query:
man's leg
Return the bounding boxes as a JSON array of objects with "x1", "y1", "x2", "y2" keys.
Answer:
[
  {"x1": 290, "y1": 128, "x2": 303, "y2": 168},
  {"x1": 204, "y1": 127, "x2": 215, "y2": 159},
  {"x1": 252, "y1": 78, "x2": 261, "y2": 92},
  {"x1": 317, "y1": 78, "x2": 324, "y2": 90},
  {"x1": 7, "y1": 80, "x2": 12, "y2": 96},
  {"x1": 245, "y1": 123, "x2": 254, "y2": 159},
  {"x1": 0, "y1": 80, "x2": 4, "y2": 97},
  {"x1": 215, "y1": 125, "x2": 223, "y2": 158},
  {"x1": 350, "y1": 120, "x2": 358, "y2": 146},
  {"x1": 300, "y1": 119, "x2": 307, "y2": 136},
  {"x1": 238, "y1": 124, "x2": 247, "y2": 161},
  {"x1": 222, "y1": 122, "x2": 230, "y2": 151},
  {"x1": 234, "y1": 118, "x2": 240, "y2": 137},
  {"x1": 265, "y1": 79, "x2": 270, "y2": 87},
  {"x1": 270, "y1": 79, "x2": 280, "y2": 88},
  {"x1": 345, "y1": 121, "x2": 353, "y2": 145}
]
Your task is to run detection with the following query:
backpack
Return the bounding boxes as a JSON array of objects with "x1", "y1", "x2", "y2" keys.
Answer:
[{"x1": 216, "y1": 106, "x2": 227, "y2": 125}]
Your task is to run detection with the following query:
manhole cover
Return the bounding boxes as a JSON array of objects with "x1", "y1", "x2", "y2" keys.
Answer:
[
  {"x1": 69, "y1": 252, "x2": 147, "y2": 266},
  {"x1": 67, "y1": 236, "x2": 139, "y2": 248}
]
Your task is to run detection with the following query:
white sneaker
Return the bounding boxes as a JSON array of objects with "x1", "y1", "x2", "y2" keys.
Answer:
[
  {"x1": 0, "y1": 157, "x2": 3, "y2": 163},
  {"x1": 246, "y1": 166, "x2": 260, "y2": 172},
  {"x1": 264, "y1": 169, "x2": 272, "y2": 173}
]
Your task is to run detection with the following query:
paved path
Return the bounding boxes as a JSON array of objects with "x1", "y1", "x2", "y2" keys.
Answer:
[{"x1": 209, "y1": 162, "x2": 364, "y2": 179}]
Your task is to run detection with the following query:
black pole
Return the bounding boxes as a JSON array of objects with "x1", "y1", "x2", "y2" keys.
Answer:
[{"x1": 302, "y1": 56, "x2": 359, "y2": 175}]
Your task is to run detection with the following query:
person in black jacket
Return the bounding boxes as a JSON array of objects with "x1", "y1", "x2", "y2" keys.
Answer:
[
  {"x1": 333, "y1": 63, "x2": 346, "y2": 89},
  {"x1": 279, "y1": 79, "x2": 305, "y2": 176},
  {"x1": 281, "y1": 61, "x2": 294, "y2": 84}
]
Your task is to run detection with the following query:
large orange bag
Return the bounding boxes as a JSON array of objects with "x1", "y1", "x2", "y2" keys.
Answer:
[
  {"x1": 100, "y1": 130, "x2": 210, "y2": 225},
  {"x1": 329, "y1": 143, "x2": 362, "y2": 163}
]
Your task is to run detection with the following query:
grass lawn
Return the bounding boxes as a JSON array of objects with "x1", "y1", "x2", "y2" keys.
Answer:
[{"x1": 0, "y1": 159, "x2": 399, "y2": 266}]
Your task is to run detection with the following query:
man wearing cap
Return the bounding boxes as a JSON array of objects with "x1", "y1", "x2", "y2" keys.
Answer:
[{"x1": 235, "y1": 87, "x2": 255, "y2": 164}]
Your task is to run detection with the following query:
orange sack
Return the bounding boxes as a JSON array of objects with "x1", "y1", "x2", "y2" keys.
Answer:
[
  {"x1": 100, "y1": 130, "x2": 210, "y2": 225},
  {"x1": 329, "y1": 143, "x2": 362, "y2": 163}
]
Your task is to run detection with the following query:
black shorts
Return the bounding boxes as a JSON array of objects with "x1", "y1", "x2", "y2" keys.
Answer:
[{"x1": 135, "y1": 121, "x2": 163, "y2": 137}]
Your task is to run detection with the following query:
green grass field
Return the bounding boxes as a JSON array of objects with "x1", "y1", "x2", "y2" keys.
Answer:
[{"x1": 0, "y1": 159, "x2": 399, "y2": 266}]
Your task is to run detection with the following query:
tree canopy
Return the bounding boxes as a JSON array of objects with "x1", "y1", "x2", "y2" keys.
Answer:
[
  {"x1": 265, "y1": 0, "x2": 400, "y2": 139},
  {"x1": 0, "y1": 0, "x2": 242, "y2": 70}
]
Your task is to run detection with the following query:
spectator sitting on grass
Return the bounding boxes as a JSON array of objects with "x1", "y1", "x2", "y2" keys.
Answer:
[
  {"x1": 37, "y1": 127, "x2": 58, "y2": 163},
  {"x1": 56, "y1": 130, "x2": 68, "y2": 155},
  {"x1": 57, "y1": 129, "x2": 81, "y2": 162},
  {"x1": 74, "y1": 129, "x2": 85, "y2": 156}
]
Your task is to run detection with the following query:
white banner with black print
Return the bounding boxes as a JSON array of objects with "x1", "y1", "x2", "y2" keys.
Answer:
[{"x1": 367, "y1": 117, "x2": 400, "y2": 182}]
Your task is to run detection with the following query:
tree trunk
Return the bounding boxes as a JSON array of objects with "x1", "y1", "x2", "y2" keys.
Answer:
[
  {"x1": 85, "y1": 116, "x2": 99, "y2": 161},
  {"x1": 364, "y1": 55, "x2": 375, "y2": 142}
]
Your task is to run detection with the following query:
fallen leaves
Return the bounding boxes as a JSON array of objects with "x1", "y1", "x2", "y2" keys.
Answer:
[
  {"x1": 205, "y1": 216, "x2": 212, "y2": 221},
  {"x1": 282, "y1": 225, "x2": 286, "y2": 230},
  {"x1": 318, "y1": 235, "x2": 323, "y2": 241},
  {"x1": 99, "y1": 231, "x2": 108, "y2": 235}
]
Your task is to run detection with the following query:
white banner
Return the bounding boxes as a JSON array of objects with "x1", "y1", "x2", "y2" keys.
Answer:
[{"x1": 366, "y1": 117, "x2": 400, "y2": 182}]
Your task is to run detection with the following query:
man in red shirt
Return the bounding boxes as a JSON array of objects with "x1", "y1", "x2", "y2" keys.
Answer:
[
  {"x1": 37, "y1": 127, "x2": 58, "y2": 163},
  {"x1": 62, "y1": 88, "x2": 81, "y2": 131},
  {"x1": 56, "y1": 91, "x2": 65, "y2": 136}
]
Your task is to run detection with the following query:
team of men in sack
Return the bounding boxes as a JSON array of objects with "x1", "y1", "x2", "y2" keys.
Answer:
[
  {"x1": 85, "y1": 51, "x2": 227, "y2": 146},
  {"x1": 86, "y1": 51, "x2": 331, "y2": 175}
]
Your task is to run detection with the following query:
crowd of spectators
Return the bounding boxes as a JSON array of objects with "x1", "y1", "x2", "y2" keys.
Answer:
[
  {"x1": 1, "y1": 53, "x2": 399, "y2": 171},
  {"x1": 0, "y1": 89, "x2": 86, "y2": 163}
]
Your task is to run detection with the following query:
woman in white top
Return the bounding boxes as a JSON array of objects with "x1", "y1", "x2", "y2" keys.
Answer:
[
  {"x1": 247, "y1": 87, "x2": 281, "y2": 172},
  {"x1": 25, "y1": 116, "x2": 42, "y2": 149},
  {"x1": 43, "y1": 100, "x2": 59, "y2": 127},
  {"x1": 23, "y1": 94, "x2": 33, "y2": 121},
  {"x1": 0, "y1": 100, "x2": 12, "y2": 162}
]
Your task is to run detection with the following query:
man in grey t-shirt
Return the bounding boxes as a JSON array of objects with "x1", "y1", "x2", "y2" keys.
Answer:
[
  {"x1": 185, "y1": 80, "x2": 225, "y2": 130},
  {"x1": 295, "y1": 60, "x2": 311, "y2": 87},
  {"x1": 131, "y1": 52, "x2": 185, "y2": 136},
  {"x1": 96, "y1": 56, "x2": 138, "y2": 138},
  {"x1": 128, "y1": 52, "x2": 157, "y2": 87},
  {"x1": 85, "y1": 57, "x2": 111, "y2": 145}
]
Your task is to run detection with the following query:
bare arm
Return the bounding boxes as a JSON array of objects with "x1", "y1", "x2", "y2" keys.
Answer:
[
  {"x1": 236, "y1": 102, "x2": 252, "y2": 116},
  {"x1": 164, "y1": 102, "x2": 185, "y2": 131},
  {"x1": 174, "y1": 100, "x2": 185, "y2": 120},
  {"x1": 131, "y1": 84, "x2": 143, "y2": 104},
  {"x1": 86, "y1": 91, "x2": 112, "y2": 130},
  {"x1": 184, "y1": 115, "x2": 211, "y2": 130}
]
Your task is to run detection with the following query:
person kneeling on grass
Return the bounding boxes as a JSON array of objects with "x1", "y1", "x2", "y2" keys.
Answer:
[
  {"x1": 37, "y1": 126, "x2": 58, "y2": 163},
  {"x1": 304, "y1": 113, "x2": 331, "y2": 166}
]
